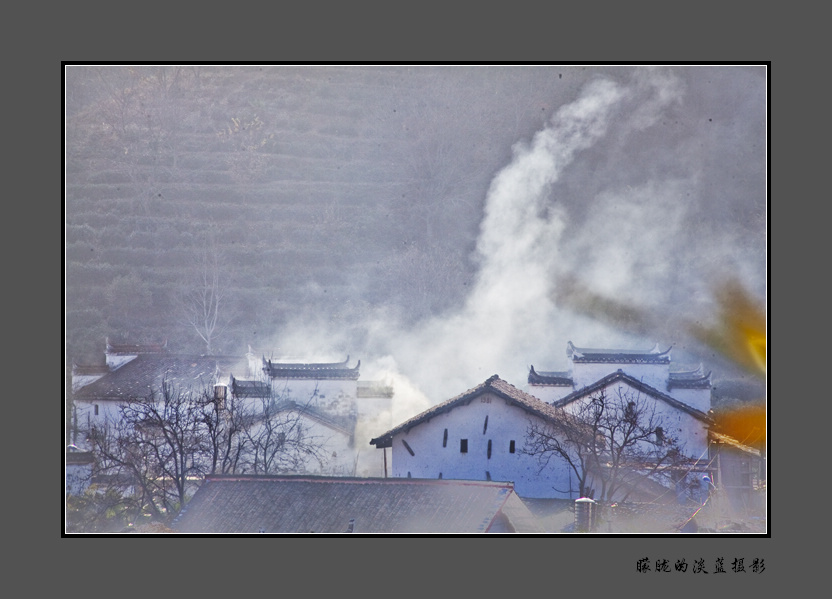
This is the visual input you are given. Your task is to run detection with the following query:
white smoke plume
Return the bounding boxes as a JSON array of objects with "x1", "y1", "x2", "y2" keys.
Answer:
[{"x1": 364, "y1": 68, "x2": 690, "y2": 407}]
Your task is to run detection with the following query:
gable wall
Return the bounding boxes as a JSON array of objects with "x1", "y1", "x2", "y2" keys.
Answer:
[
  {"x1": 560, "y1": 380, "x2": 709, "y2": 458},
  {"x1": 572, "y1": 361, "x2": 669, "y2": 390},
  {"x1": 389, "y1": 390, "x2": 575, "y2": 499},
  {"x1": 667, "y1": 387, "x2": 711, "y2": 413}
]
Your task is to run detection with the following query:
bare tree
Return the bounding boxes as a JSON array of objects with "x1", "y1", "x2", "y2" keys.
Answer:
[
  {"x1": 198, "y1": 387, "x2": 253, "y2": 475},
  {"x1": 524, "y1": 387, "x2": 689, "y2": 503},
  {"x1": 89, "y1": 380, "x2": 208, "y2": 523},
  {"x1": 181, "y1": 243, "x2": 235, "y2": 354},
  {"x1": 74, "y1": 380, "x2": 331, "y2": 530},
  {"x1": 243, "y1": 397, "x2": 329, "y2": 475}
]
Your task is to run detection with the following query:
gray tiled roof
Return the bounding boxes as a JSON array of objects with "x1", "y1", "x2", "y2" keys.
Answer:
[
  {"x1": 230, "y1": 376, "x2": 271, "y2": 399},
  {"x1": 667, "y1": 367, "x2": 712, "y2": 389},
  {"x1": 528, "y1": 365, "x2": 573, "y2": 386},
  {"x1": 172, "y1": 475, "x2": 542, "y2": 533},
  {"x1": 567, "y1": 341, "x2": 672, "y2": 364},
  {"x1": 369, "y1": 375, "x2": 570, "y2": 448},
  {"x1": 73, "y1": 354, "x2": 247, "y2": 401},
  {"x1": 264, "y1": 356, "x2": 360, "y2": 380}
]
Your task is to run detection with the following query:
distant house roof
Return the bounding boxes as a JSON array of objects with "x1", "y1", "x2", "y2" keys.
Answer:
[
  {"x1": 567, "y1": 340, "x2": 672, "y2": 364},
  {"x1": 370, "y1": 375, "x2": 568, "y2": 449},
  {"x1": 73, "y1": 354, "x2": 247, "y2": 401},
  {"x1": 230, "y1": 376, "x2": 271, "y2": 399},
  {"x1": 667, "y1": 367, "x2": 712, "y2": 390},
  {"x1": 172, "y1": 475, "x2": 544, "y2": 534},
  {"x1": 263, "y1": 356, "x2": 360, "y2": 380},
  {"x1": 551, "y1": 370, "x2": 713, "y2": 424},
  {"x1": 528, "y1": 365, "x2": 573, "y2": 386}
]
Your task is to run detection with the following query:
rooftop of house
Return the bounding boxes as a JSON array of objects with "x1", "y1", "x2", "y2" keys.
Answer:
[
  {"x1": 172, "y1": 475, "x2": 544, "y2": 534},
  {"x1": 230, "y1": 376, "x2": 271, "y2": 399},
  {"x1": 263, "y1": 356, "x2": 361, "y2": 380},
  {"x1": 73, "y1": 354, "x2": 248, "y2": 401},
  {"x1": 667, "y1": 366, "x2": 713, "y2": 389},
  {"x1": 370, "y1": 375, "x2": 572, "y2": 449},
  {"x1": 528, "y1": 365, "x2": 573, "y2": 386},
  {"x1": 567, "y1": 341, "x2": 672, "y2": 364}
]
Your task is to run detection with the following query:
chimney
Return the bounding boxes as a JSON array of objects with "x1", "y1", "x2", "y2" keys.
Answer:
[{"x1": 214, "y1": 384, "x2": 228, "y2": 410}]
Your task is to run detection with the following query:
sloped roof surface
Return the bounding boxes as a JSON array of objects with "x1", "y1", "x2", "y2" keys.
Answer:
[
  {"x1": 551, "y1": 370, "x2": 713, "y2": 423},
  {"x1": 74, "y1": 354, "x2": 247, "y2": 401},
  {"x1": 370, "y1": 375, "x2": 569, "y2": 448},
  {"x1": 173, "y1": 475, "x2": 536, "y2": 534}
]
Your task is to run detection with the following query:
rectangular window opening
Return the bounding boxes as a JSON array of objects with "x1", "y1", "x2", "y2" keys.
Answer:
[
  {"x1": 509, "y1": 440, "x2": 516, "y2": 454},
  {"x1": 443, "y1": 428, "x2": 448, "y2": 448},
  {"x1": 460, "y1": 439, "x2": 468, "y2": 453},
  {"x1": 487, "y1": 439, "x2": 492, "y2": 459}
]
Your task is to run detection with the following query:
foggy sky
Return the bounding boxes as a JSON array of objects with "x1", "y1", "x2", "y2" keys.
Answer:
[
  {"x1": 66, "y1": 65, "x2": 767, "y2": 419},
  {"x1": 273, "y1": 65, "x2": 767, "y2": 415}
]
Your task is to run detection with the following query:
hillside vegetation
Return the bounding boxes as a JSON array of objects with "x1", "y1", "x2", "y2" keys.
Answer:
[{"x1": 66, "y1": 65, "x2": 569, "y2": 362}]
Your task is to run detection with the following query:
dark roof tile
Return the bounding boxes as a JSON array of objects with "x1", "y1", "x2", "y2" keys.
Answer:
[{"x1": 173, "y1": 475, "x2": 541, "y2": 534}]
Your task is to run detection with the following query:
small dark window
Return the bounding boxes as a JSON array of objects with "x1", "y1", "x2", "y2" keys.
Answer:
[
  {"x1": 487, "y1": 439, "x2": 492, "y2": 459},
  {"x1": 509, "y1": 440, "x2": 516, "y2": 453},
  {"x1": 94, "y1": 404, "x2": 99, "y2": 416},
  {"x1": 486, "y1": 471, "x2": 491, "y2": 481},
  {"x1": 483, "y1": 415, "x2": 489, "y2": 434},
  {"x1": 460, "y1": 439, "x2": 468, "y2": 453},
  {"x1": 443, "y1": 428, "x2": 448, "y2": 447},
  {"x1": 655, "y1": 427, "x2": 664, "y2": 445},
  {"x1": 407, "y1": 471, "x2": 411, "y2": 478},
  {"x1": 401, "y1": 439, "x2": 415, "y2": 456}
]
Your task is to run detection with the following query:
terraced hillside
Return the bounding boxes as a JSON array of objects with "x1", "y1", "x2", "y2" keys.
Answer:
[{"x1": 65, "y1": 65, "x2": 570, "y2": 362}]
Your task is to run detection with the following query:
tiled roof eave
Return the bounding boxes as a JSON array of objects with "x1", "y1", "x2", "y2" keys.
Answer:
[
  {"x1": 267, "y1": 370, "x2": 360, "y2": 380},
  {"x1": 571, "y1": 356, "x2": 671, "y2": 364}
]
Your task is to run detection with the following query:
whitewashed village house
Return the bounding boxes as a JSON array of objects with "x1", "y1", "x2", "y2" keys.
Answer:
[
  {"x1": 370, "y1": 375, "x2": 577, "y2": 498},
  {"x1": 70, "y1": 340, "x2": 393, "y2": 479},
  {"x1": 371, "y1": 341, "x2": 763, "y2": 505},
  {"x1": 530, "y1": 342, "x2": 713, "y2": 460}
]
